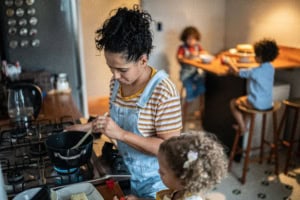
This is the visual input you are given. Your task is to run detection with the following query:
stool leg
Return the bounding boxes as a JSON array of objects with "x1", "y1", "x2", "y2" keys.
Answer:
[
  {"x1": 277, "y1": 107, "x2": 288, "y2": 143},
  {"x1": 284, "y1": 109, "x2": 299, "y2": 174},
  {"x1": 228, "y1": 129, "x2": 241, "y2": 172},
  {"x1": 271, "y1": 111, "x2": 279, "y2": 175},
  {"x1": 259, "y1": 113, "x2": 267, "y2": 164},
  {"x1": 241, "y1": 114, "x2": 255, "y2": 184}
]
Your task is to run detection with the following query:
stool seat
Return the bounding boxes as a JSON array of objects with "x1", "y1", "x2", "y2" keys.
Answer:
[
  {"x1": 283, "y1": 98, "x2": 300, "y2": 109},
  {"x1": 277, "y1": 98, "x2": 300, "y2": 174},
  {"x1": 228, "y1": 101, "x2": 281, "y2": 184},
  {"x1": 237, "y1": 101, "x2": 281, "y2": 114}
]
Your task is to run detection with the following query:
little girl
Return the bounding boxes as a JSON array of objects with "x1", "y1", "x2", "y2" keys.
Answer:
[{"x1": 156, "y1": 131, "x2": 228, "y2": 200}]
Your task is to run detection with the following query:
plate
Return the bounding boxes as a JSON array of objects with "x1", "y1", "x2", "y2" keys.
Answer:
[
  {"x1": 56, "y1": 182, "x2": 104, "y2": 200},
  {"x1": 13, "y1": 187, "x2": 57, "y2": 200}
]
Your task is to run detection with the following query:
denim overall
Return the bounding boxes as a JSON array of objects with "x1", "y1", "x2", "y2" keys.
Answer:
[{"x1": 110, "y1": 70, "x2": 168, "y2": 198}]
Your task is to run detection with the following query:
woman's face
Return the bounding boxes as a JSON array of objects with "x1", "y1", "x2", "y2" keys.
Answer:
[
  {"x1": 104, "y1": 51, "x2": 147, "y2": 85},
  {"x1": 158, "y1": 151, "x2": 183, "y2": 191}
]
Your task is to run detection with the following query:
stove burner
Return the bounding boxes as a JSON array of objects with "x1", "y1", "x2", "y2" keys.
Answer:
[
  {"x1": 54, "y1": 166, "x2": 78, "y2": 174},
  {"x1": 53, "y1": 166, "x2": 83, "y2": 185},
  {"x1": 7, "y1": 170, "x2": 24, "y2": 184},
  {"x1": 10, "y1": 128, "x2": 27, "y2": 139},
  {"x1": 30, "y1": 143, "x2": 47, "y2": 157}
]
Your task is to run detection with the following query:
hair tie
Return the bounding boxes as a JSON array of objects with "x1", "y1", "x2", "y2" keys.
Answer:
[{"x1": 183, "y1": 150, "x2": 198, "y2": 168}]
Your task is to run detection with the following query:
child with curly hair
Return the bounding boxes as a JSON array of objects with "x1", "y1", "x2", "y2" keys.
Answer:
[
  {"x1": 226, "y1": 39, "x2": 279, "y2": 134},
  {"x1": 156, "y1": 131, "x2": 228, "y2": 200}
]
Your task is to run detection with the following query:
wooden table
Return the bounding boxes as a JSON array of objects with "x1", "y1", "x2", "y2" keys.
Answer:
[
  {"x1": 180, "y1": 45, "x2": 300, "y2": 76},
  {"x1": 180, "y1": 45, "x2": 300, "y2": 151}
]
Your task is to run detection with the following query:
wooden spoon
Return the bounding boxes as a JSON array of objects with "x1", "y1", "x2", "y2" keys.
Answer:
[{"x1": 71, "y1": 128, "x2": 93, "y2": 149}]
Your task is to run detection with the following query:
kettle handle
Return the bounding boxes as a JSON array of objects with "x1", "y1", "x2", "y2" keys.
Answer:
[{"x1": 8, "y1": 82, "x2": 43, "y2": 119}]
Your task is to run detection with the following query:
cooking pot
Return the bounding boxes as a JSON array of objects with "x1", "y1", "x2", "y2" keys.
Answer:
[{"x1": 45, "y1": 131, "x2": 93, "y2": 169}]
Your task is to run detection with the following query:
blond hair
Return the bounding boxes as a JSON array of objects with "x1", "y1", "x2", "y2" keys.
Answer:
[{"x1": 159, "y1": 131, "x2": 228, "y2": 194}]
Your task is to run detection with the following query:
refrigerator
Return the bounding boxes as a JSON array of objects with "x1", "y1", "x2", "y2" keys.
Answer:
[{"x1": 0, "y1": 0, "x2": 86, "y2": 115}]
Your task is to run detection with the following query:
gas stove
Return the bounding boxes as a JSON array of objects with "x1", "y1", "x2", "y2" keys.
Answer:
[{"x1": 0, "y1": 116, "x2": 130, "y2": 199}]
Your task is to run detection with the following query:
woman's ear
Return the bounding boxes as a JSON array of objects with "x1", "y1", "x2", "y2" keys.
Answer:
[{"x1": 139, "y1": 54, "x2": 148, "y2": 66}]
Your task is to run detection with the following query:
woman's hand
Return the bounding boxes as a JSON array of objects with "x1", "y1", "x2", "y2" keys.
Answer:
[{"x1": 92, "y1": 114, "x2": 125, "y2": 141}]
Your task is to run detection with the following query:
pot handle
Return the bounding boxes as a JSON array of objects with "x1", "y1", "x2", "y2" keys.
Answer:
[{"x1": 53, "y1": 150, "x2": 86, "y2": 160}]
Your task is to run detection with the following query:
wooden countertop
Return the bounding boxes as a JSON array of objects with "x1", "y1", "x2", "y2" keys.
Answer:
[
  {"x1": 180, "y1": 45, "x2": 300, "y2": 76},
  {"x1": 38, "y1": 92, "x2": 82, "y2": 122},
  {"x1": 0, "y1": 92, "x2": 82, "y2": 125}
]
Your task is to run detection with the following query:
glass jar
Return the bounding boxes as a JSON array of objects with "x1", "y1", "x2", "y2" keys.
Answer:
[{"x1": 56, "y1": 73, "x2": 69, "y2": 92}]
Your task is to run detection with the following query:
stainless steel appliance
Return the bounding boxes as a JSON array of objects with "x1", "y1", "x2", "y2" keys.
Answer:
[
  {"x1": 0, "y1": 0, "x2": 85, "y2": 113},
  {"x1": 0, "y1": 117, "x2": 130, "y2": 199}
]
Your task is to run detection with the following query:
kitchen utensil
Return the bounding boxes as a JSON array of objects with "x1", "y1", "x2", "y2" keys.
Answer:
[
  {"x1": 45, "y1": 131, "x2": 93, "y2": 169},
  {"x1": 71, "y1": 129, "x2": 92, "y2": 149},
  {"x1": 7, "y1": 82, "x2": 42, "y2": 122}
]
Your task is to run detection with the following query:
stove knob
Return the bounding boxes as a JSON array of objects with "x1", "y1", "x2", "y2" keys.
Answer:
[
  {"x1": 29, "y1": 28, "x2": 37, "y2": 36},
  {"x1": 27, "y1": 7, "x2": 36, "y2": 15},
  {"x1": 8, "y1": 27, "x2": 17, "y2": 35},
  {"x1": 31, "y1": 39, "x2": 40, "y2": 47},
  {"x1": 29, "y1": 17, "x2": 38, "y2": 26},
  {"x1": 5, "y1": 0, "x2": 14, "y2": 7},
  {"x1": 19, "y1": 27, "x2": 28, "y2": 36},
  {"x1": 20, "y1": 40, "x2": 29, "y2": 47},
  {"x1": 15, "y1": 0, "x2": 24, "y2": 7},
  {"x1": 8, "y1": 18, "x2": 17, "y2": 26},
  {"x1": 9, "y1": 40, "x2": 18, "y2": 48},
  {"x1": 18, "y1": 18, "x2": 27, "y2": 26},
  {"x1": 26, "y1": 0, "x2": 35, "y2": 6},
  {"x1": 16, "y1": 8, "x2": 25, "y2": 17},
  {"x1": 6, "y1": 8, "x2": 14, "y2": 17}
]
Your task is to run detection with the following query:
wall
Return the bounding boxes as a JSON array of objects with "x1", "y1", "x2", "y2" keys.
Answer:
[
  {"x1": 225, "y1": 0, "x2": 300, "y2": 48},
  {"x1": 225, "y1": 0, "x2": 300, "y2": 98},
  {"x1": 79, "y1": 0, "x2": 139, "y2": 98},
  {"x1": 142, "y1": 0, "x2": 226, "y2": 90}
]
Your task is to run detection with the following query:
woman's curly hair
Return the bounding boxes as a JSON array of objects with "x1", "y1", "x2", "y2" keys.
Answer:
[
  {"x1": 254, "y1": 38, "x2": 279, "y2": 62},
  {"x1": 180, "y1": 26, "x2": 201, "y2": 42},
  {"x1": 95, "y1": 5, "x2": 153, "y2": 62},
  {"x1": 159, "y1": 131, "x2": 228, "y2": 194}
]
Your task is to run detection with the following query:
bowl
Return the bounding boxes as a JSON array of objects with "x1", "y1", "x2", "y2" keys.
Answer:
[{"x1": 200, "y1": 54, "x2": 214, "y2": 64}]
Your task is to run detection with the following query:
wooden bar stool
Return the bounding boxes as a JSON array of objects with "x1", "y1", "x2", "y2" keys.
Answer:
[
  {"x1": 228, "y1": 101, "x2": 281, "y2": 184},
  {"x1": 276, "y1": 98, "x2": 300, "y2": 174}
]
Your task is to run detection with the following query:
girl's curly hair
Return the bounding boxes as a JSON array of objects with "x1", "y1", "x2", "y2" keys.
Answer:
[
  {"x1": 180, "y1": 26, "x2": 201, "y2": 42},
  {"x1": 95, "y1": 5, "x2": 153, "y2": 62},
  {"x1": 254, "y1": 38, "x2": 279, "y2": 62},
  {"x1": 159, "y1": 131, "x2": 228, "y2": 194}
]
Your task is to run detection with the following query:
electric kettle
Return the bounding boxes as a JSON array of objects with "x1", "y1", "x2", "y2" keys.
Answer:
[{"x1": 7, "y1": 82, "x2": 42, "y2": 122}]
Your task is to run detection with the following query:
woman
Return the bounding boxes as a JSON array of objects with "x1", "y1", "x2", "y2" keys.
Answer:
[{"x1": 69, "y1": 5, "x2": 182, "y2": 199}]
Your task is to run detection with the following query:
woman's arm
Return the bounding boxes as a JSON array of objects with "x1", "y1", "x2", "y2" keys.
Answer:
[{"x1": 93, "y1": 116, "x2": 180, "y2": 156}]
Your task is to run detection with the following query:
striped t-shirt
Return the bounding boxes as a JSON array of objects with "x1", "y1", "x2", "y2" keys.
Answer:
[{"x1": 109, "y1": 69, "x2": 182, "y2": 137}]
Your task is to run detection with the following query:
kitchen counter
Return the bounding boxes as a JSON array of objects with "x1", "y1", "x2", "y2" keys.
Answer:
[
  {"x1": 39, "y1": 92, "x2": 83, "y2": 122},
  {"x1": 180, "y1": 45, "x2": 300, "y2": 76}
]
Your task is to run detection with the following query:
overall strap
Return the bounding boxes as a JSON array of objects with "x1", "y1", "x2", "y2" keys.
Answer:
[
  {"x1": 111, "y1": 80, "x2": 120, "y2": 102},
  {"x1": 137, "y1": 70, "x2": 168, "y2": 108}
]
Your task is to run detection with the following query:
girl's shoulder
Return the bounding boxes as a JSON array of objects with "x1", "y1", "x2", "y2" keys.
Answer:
[
  {"x1": 183, "y1": 193, "x2": 203, "y2": 200},
  {"x1": 156, "y1": 189, "x2": 174, "y2": 200}
]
